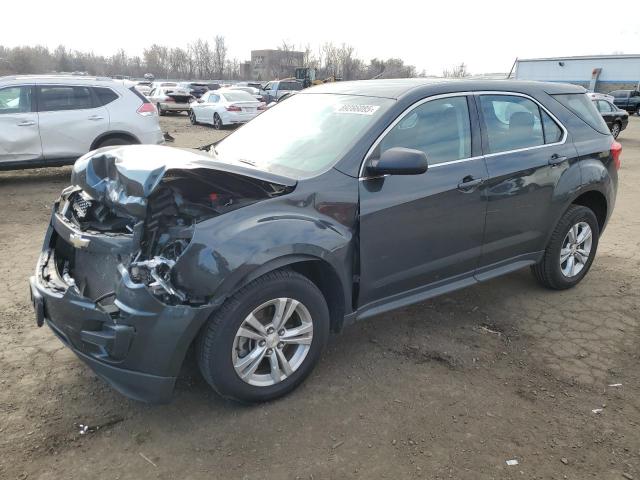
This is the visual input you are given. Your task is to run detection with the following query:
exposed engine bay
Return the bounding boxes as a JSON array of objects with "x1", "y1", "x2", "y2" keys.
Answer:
[{"x1": 46, "y1": 146, "x2": 294, "y2": 307}]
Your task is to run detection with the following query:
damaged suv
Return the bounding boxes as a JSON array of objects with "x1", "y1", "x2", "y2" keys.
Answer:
[{"x1": 31, "y1": 79, "x2": 620, "y2": 403}]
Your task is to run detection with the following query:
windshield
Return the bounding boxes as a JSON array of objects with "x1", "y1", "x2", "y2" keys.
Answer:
[{"x1": 214, "y1": 93, "x2": 394, "y2": 179}]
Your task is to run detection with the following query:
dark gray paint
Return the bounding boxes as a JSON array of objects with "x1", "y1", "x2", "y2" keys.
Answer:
[{"x1": 31, "y1": 79, "x2": 618, "y2": 402}]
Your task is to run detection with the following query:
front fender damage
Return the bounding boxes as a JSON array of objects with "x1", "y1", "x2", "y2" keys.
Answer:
[{"x1": 59, "y1": 145, "x2": 295, "y2": 307}]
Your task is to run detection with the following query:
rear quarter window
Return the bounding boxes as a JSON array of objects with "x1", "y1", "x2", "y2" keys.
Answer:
[
  {"x1": 93, "y1": 87, "x2": 119, "y2": 106},
  {"x1": 552, "y1": 93, "x2": 610, "y2": 135}
]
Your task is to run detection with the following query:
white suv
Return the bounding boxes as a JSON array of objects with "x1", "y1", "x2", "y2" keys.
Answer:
[{"x1": 0, "y1": 75, "x2": 164, "y2": 169}]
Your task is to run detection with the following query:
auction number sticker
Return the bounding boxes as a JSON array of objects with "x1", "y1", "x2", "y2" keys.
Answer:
[{"x1": 335, "y1": 104, "x2": 380, "y2": 115}]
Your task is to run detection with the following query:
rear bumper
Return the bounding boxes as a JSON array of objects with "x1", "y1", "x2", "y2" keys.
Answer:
[
  {"x1": 221, "y1": 111, "x2": 259, "y2": 125},
  {"x1": 160, "y1": 103, "x2": 190, "y2": 111},
  {"x1": 30, "y1": 208, "x2": 216, "y2": 403}
]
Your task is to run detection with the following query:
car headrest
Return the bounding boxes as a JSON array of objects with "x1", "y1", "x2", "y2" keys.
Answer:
[{"x1": 510, "y1": 111, "x2": 534, "y2": 129}]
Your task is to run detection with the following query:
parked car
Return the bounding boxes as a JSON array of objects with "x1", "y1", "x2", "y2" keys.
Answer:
[
  {"x1": 147, "y1": 86, "x2": 192, "y2": 115},
  {"x1": 592, "y1": 98, "x2": 628, "y2": 138},
  {"x1": 178, "y1": 82, "x2": 209, "y2": 99},
  {"x1": 0, "y1": 75, "x2": 163, "y2": 169},
  {"x1": 30, "y1": 79, "x2": 620, "y2": 404},
  {"x1": 610, "y1": 89, "x2": 640, "y2": 115},
  {"x1": 135, "y1": 81, "x2": 153, "y2": 96},
  {"x1": 586, "y1": 91, "x2": 614, "y2": 103},
  {"x1": 189, "y1": 89, "x2": 264, "y2": 128},
  {"x1": 260, "y1": 79, "x2": 304, "y2": 103},
  {"x1": 228, "y1": 85, "x2": 264, "y2": 102}
]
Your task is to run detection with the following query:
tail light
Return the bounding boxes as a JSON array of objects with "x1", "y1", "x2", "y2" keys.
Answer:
[
  {"x1": 258, "y1": 103, "x2": 266, "y2": 111},
  {"x1": 611, "y1": 141, "x2": 622, "y2": 170},
  {"x1": 136, "y1": 103, "x2": 156, "y2": 116},
  {"x1": 164, "y1": 97, "x2": 175, "y2": 103},
  {"x1": 226, "y1": 105, "x2": 241, "y2": 112}
]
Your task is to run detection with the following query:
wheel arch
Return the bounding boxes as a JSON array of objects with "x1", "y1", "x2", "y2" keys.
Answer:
[
  {"x1": 91, "y1": 131, "x2": 140, "y2": 150},
  {"x1": 228, "y1": 255, "x2": 348, "y2": 334},
  {"x1": 571, "y1": 189, "x2": 608, "y2": 232}
]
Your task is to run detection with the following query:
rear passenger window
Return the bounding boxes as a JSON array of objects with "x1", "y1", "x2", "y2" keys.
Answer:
[
  {"x1": 93, "y1": 87, "x2": 118, "y2": 106},
  {"x1": 541, "y1": 110, "x2": 563, "y2": 144},
  {"x1": 379, "y1": 96, "x2": 471, "y2": 165},
  {"x1": 38, "y1": 86, "x2": 93, "y2": 112},
  {"x1": 479, "y1": 95, "x2": 544, "y2": 154}
]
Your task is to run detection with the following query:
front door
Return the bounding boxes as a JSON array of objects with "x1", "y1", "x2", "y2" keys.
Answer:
[
  {"x1": 0, "y1": 85, "x2": 42, "y2": 164},
  {"x1": 358, "y1": 95, "x2": 488, "y2": 308}
]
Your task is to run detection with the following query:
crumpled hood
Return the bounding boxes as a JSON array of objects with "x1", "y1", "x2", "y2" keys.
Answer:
[{"x1": 71, "y1": 145, "x2": 296, "y2": 218}]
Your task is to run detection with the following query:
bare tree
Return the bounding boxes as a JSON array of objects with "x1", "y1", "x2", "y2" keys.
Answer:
[
  {"x1": 443, "y1": 62, "x2": 468, "y2": 78},
  {"x1": 213, "y1": 36, "x2": 227, "y2": 79}
]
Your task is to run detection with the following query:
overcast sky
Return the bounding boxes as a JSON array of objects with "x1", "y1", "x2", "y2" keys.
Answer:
[{"x1": 3, "y1": 0, "x2": 639, "y2": 75}]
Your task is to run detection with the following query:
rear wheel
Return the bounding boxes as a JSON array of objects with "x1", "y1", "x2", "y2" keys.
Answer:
[
  {"x1": 531, "y1": 205, "x2": 599, "y2": 290},
  {"x1": 213, "y1": 113, "x2": 223, "y2": 129},
  {"x1": 197, "y1": 269, "x2": 330, "y2": 403},
  {"x1": 156, "y1": 103, "x2": 165, "y2": 116},
  {"x1": 636, "y1": 105, "x2": 640, "y2": 116},
  {"x1": 96, "y1": 136, "x2": 133, "y2": 148},
  {"x1": 611, "y1": 122, "x2": 621, "y2": 139}
]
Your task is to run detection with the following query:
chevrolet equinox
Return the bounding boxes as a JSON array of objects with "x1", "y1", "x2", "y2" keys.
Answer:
[{"x1": 30, "y1": 79, "x2": 620, "y2": 403}]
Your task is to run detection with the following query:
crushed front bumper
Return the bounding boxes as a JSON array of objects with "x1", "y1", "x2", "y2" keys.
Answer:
[{"x1": 29, "y1": 207, "x2": 216, "y2": 403}]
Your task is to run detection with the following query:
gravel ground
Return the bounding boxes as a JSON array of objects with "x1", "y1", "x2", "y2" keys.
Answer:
[{"x1": 1, "y1": 113, "x2": 639, "y2": 480}]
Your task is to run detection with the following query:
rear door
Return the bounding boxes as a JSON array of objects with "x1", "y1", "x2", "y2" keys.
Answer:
[
  {"x1": 37, "y1": 85, "x2": 109, "y2": 159},
  {"x1": 358, "y1": 94, "x2": 488, "y2": 307},
  {"x1": 475, "y1": 93, "x2": 576, "y2": 275},
  {"x1": 0, "y1": 85, "x2": 42, "y2": 163},
  {"x1": 611, "y1": 91, "x2": 629, "y2": 109}
]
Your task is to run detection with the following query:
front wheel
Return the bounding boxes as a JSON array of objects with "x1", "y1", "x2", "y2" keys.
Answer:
[
  {"x1": 531, "y1": 205, "x2": 600, "y2": 290},
  {"x1": 189, "y1": 109, "x2": 197, "y2": 125},
  {"x1": 197, "y1": 269, "x2": 330, "y2": 403}
]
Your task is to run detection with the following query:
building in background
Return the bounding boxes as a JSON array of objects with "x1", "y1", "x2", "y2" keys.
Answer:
[
  {"x1": 241, "y1": 49, "x2": 305, "y2": 81},
  {"x1": 515, "y1": 55, "x2": 640, "y2": 93}
]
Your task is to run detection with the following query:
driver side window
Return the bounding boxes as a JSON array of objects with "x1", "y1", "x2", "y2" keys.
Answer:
[{"x1": 378, "y1": 96, "x2": 472, "y2": 165}]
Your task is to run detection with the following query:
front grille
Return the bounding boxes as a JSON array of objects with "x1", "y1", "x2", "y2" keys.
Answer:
[{"x1": 72, "y1": 250, "x2": 120, "y2": 300}]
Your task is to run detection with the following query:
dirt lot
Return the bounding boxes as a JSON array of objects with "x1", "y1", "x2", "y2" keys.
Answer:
[{"x1": 1, "y1": 113, "x2": 639, "y2": 480}]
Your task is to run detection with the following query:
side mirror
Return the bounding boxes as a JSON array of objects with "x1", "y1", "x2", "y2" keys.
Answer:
[{"x1": 367, "y1": 147, "x2": 428, "y2": 176}]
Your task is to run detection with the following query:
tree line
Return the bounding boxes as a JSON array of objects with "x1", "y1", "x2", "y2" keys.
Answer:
[{"x1": 0, "y1": 38, "x2": 443, "y2": 81}]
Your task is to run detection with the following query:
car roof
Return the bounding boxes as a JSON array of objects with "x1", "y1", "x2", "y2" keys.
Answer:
[
  {"x1": 305, "y1": 78, "x2": 585, "y2": 99},
  {"x1": 0, "y1": 75, "x2": 116, "y2": 86}
]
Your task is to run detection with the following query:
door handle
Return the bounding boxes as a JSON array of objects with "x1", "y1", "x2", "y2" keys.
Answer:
[
  {"x1": 17, "y1": 120, "x2": 36, "y2": 126},
  {"x1": 548, "y1": 154, "x2": 567, "y2": 166},
  {"x1": 88, "y1": 115, "x2": 104, "y2": 121},
  {"x1": 457, "y1": 176, "x2": 484, "y2": 192}
]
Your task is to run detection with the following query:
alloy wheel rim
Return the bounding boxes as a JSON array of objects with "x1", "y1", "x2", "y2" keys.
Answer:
[
  {"x1": 232, "y1": 298, "x2": 313, "y2": 387},
  {"x1": 214, "y1": 116, "x2": 221, "y2": 129},
  {"x1": 560, "y1": 221, "x2": 593, "y2": 278},
  {"x1": 612, "y1": 124, "x2": 620, "y2": 137}
]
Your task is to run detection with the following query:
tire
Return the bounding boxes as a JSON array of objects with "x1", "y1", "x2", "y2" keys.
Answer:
[
  {"x1": 611, "y1": 122, "x2": 621, "y2": 139},
  {"x1": 189, "y1": 109, "x2": 197, "y2": 125},
  {"x1": 212, "y1": 113, "x2": 223, "y2": 130},
  {"x1": 156, "y1": 103, "x2": 165, "y2": 116},
  {"x1": 636, "y1": 105, "x2": 640, "y2": 116},
  {"x1": 197, "y1": 269, "x2": 330, "y2": 403},
  {"x1": 96, "y1": 136, "x2": 132, "y2": 148},
  {"x1": 531, "y1": 205, "x2": 600, "y2": 290}
]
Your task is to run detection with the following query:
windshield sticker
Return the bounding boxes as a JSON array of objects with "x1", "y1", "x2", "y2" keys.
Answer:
[{"x1": 335, "y1": 104, "x2": 380, "y2": 115}]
